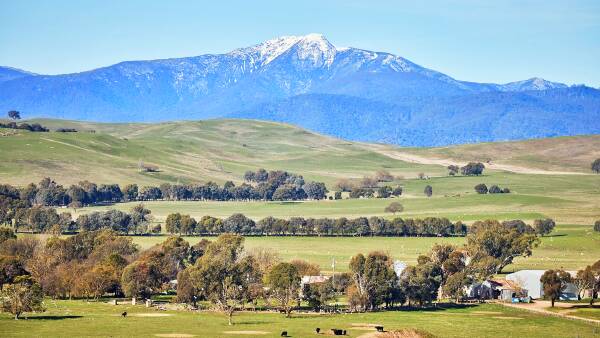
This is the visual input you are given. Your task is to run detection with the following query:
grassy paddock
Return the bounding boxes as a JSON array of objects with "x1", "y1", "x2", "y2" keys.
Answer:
[
  {"x1": 0, "y1": 300, "x2": 598, "y2": 338},
  {"x1": 68, "y1": 168, "x2": 600, "y2": 226}
]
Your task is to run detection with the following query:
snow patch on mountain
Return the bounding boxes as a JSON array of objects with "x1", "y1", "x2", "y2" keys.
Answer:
[{"x1": 500, "y1": 77, "x2": 568, "y2": 91}]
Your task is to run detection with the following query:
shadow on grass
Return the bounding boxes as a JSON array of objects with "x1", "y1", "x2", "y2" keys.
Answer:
[
  {"x1": 399, "y1": 303, "x2": 478, "y2": 312},
  {"x1": 25, "y1": 315, "x2": 83, "y2": 320},
  {"x1": 277, "y1": 201, "x2": 303, "y2": 205},
  {"x1": 570, "y1": 304, "x2": 600, "y2": 310}
]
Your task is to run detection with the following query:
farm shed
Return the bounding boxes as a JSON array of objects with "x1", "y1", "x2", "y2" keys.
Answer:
[{"x1": 506, "y1": 270, "x2": 578, "y2": 300}]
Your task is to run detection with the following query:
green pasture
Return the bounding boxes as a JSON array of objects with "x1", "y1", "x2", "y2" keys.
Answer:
[
  {"x1": 72, "y1": 169, "x2": 600, "y2": 224},
  {"x1": 1, "y1": 300, "x2": 598, "y2": 338}
]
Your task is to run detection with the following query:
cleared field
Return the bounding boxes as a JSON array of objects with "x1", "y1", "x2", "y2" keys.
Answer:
[{"x1": 0, "y1": 300, "x2": 597, "y2": 338}]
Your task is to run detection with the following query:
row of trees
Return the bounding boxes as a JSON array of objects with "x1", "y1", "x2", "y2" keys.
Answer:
[
  {"x1": 448, "y1": 162, "x2": 486, "y2": 176},
  {"x1": 0, "y1": 121, "x2": 49, "y2": 132},
  {"x1": 347, "y1": 185, "x2": 403, "y2": 199},
  {"x1": 1, "y1": 175, "x2": 329, "y2": 210},
  {"x1": 165, "y1": 214, "x2": 468, "y2": 237},
  {"x1": 3, "y1": 198, "x2": 154, "y2": 235},
  {"x1": 474, "y1": 184, "x2": 510, "y2": 194}
]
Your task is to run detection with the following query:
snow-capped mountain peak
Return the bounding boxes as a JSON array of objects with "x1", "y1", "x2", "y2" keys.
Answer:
[
  {"x1": 290, "y1": 33, "x2": 337, "y2": 67},
  {"x1": 231, "y1": 33, "x2": 337, "y2": 67}
]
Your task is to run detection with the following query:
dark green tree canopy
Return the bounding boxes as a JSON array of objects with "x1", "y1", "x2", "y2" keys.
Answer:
[
  {"x1": 461, "y1": 162, "x2": 485, "y2": 176},
  {"x1": 7, "y1": 110, "x2": 21, "y2": 120},
  {"x1": 474, "y1": 184, "x2": 488, "y2": 194},
  {"x1": 592, "y1": 159, "x2": 600, "y2": 173},
  {"x1": 540, "y1": 269, "x2": 572, "y2": 307}
]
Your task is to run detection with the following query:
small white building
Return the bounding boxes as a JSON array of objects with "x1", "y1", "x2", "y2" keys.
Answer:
[
  {"x1": 506, "y1": 270, "x2": 578, "y2": 300},
  {"x1": 301, "y1": 275, "x2": 330, "y2": 285},
  {"x1": 393, "y1": 261, "x2": 407, "y2": 277}
]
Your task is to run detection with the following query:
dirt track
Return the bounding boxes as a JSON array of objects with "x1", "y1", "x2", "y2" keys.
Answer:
[{"x1": 372, "y1": 147, "x2": 586, "y2": 176}]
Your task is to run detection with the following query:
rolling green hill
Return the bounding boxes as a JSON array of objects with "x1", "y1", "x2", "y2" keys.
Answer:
[
  {"x1": 2, "y1": 118, "x2": 598, "y2": 188},
  {"x1": 0, "y1": 118, "x2": 441, "y2": 186},
  {"x1": 2, "y1": 118, "x2": 599, "y2": 226}
]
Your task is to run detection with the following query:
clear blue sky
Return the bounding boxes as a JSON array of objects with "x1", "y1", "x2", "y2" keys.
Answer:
[{"x1": 1, "y1": 0, "x2": 599, "y2": 86}]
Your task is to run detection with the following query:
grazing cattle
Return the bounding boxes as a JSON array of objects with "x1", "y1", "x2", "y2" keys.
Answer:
[
  {"x1": 330, "y1": 328, "x2": 344, "y2": 335},
  {"x1": 375, "y1": 326, "x2": 384, "y2": 332},
  {"x1": 280, "y1": 331, "x2": 288, "y2": 337},
  {"x1": 121, "y1": 312, "x2": 127, "y2": 318},
  {"x1": 315, "y1": 328, "x2": 321, "y2": 333}
]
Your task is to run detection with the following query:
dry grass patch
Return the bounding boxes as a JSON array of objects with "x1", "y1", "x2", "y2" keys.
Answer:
[
  {"x1": 358, "y1": 328, "x2": 436, "y2": 338},
  {"x1": 154, "y1": 334, "x2": 195, "y2": 338}
]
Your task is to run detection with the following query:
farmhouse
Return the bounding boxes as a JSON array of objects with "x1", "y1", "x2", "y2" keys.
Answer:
[
  {"x1": 466, "y1": 279, "x2": 525, "y2": 301},
  {"x1": 506, "y1": 270, "x2": 578, "y2": 300}
]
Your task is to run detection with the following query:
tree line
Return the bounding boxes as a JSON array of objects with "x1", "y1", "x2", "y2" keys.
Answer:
[
  {"x1": 165, "y1": 213, "x2": 468, "y2": 237},
  {"x1": 474, "y1": 183, "x2": 510, "y2": 194},
  {"x1": 448, "y1": 162, "x2": 485, "y2": 176},
  {"x1": 0, "y1": 121, "x2": 49, "y2": 132},
  {"x1": 0, "y1": 173, "x2": 329, "y2": 210}
]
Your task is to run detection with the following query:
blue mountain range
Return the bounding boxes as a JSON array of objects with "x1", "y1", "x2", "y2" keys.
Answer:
[{"x1": 1, "y1": 33, "x2": 598, "y2": 146}]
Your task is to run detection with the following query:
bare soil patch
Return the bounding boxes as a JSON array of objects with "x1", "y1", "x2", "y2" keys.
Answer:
[
  {"x1": 357, "y1": 328, "x2": 436, "y2": 338},
  {"x1": 154, "y1": 334, "x2": 195, "y2": 338},
  {"x1": 222, "y1": 331, "x2": 270, "y2": 335}
]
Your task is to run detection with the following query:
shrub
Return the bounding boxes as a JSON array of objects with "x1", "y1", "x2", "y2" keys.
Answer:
[
  {"x1": 488, "y1": 185, "x2": 502, "y2": 194},
  {"x1": 424, "y1": 185, "x2": 432, "y2": 197},
  {"x1": 461, "y1": 162, "x2": 485, "y2": 176},
  {"x1": 374, "y1": 169, "x2": 394, "y2": 182},
  {"x1": 474, "y1": 184, "x2": 488, "y2": 194},
  {"x1": 592, "y1": 159, "x2": 600, "y2": 173},
  {"x1": 384, "y1": 202, "x2": 403, "y2": 215}
]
